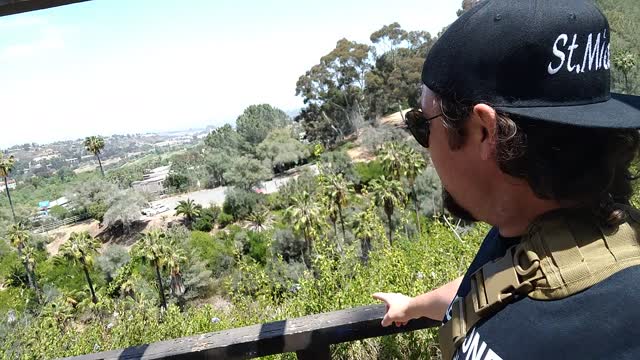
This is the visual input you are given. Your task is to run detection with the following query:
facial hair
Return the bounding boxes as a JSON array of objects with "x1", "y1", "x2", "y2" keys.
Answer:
[{"x1": 442, "y1": 189, "x2": 478, "y2": 222}]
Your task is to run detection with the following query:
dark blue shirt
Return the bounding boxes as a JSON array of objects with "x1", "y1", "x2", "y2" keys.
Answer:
[{"x1": 446, "y1": 227, "x2": 640, "y2": 360}]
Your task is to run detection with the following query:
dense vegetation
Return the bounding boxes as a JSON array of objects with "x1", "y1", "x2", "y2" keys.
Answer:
[{"x1": 0, "y1": 1, "x2": 638, "y2": 359}]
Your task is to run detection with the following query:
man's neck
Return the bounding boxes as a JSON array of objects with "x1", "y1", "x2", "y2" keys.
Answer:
[{"x1": 488, "y1": 181, "x2": 564, "y2": 237}]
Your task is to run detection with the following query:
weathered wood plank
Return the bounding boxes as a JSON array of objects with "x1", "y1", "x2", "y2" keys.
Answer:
[
  {"x1": 64, "y1": 304, "x2": 440, "y2": 360},
  {"x1": 0, "y1": 0, "x2": 90, "y2": 17}
]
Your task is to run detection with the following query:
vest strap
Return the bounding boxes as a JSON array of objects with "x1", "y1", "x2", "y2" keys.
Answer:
[{"x1": 439, "y1": 206, "x2": 640, "y2": 360}]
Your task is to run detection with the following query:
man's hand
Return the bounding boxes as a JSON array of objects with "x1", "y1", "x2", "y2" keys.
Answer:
[{"x1": 372, "y1": 292, "x2": 414, "y2": 327}]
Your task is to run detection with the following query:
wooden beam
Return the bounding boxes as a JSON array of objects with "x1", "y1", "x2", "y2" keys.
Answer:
[
  {"x1": 0, "y1": 0, "x2": 90, "y2": 17},
  {"x1": 65, "y1": 304, "x2": 440, "y2": 360}
]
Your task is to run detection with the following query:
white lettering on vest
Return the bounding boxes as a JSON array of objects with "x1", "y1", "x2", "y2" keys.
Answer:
[
  {"x1": 461, "y1": 329, "x2": 488, "y2": 360},
  {"x1": 457, "y1": 327, "x2": 504, "y2": 360},
  {"x1": 483, "y1": 349, "x2": 503, "y2": 360}
]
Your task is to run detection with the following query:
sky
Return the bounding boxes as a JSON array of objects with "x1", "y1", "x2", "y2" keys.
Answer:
[{"x1": 0, "y1": 0, "x2": 459, "y2": 148}]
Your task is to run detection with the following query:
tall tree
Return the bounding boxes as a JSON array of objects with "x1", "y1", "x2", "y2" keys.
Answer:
[
  {"x1": 205, "y1": 150, "x2": 233, "y2": 187},
  {"x1": 7, "y1": 223, "x2": 39, "y2": 294},
  {"x1": 225, "y1": 156, "x2": 273, "y2": 191},
  {"x1": 130, "y1": 230, "x2": 170, "y2": 309},
  {"x1": 175, "y1": 199, "x2": 202, "y2": 229},
  {"x1": 58, "y1": 231, "x2": 101, "y2": 304},
  {"x1": 284, "y1": 191, "x2": 323, "y2": 269},
  {"x1": 165, "y1": 243, "x2": 186, "y2": 297},
  {"x1": 0, "y1": 152, "x2": 17, "y2": 222},
  {"x1": 378, "y1": 142, "x2": 405, "y2": 180},
  {"x1": 296, "y1": 39, "x2": 372, "y2": 143},
  {"x1": 84, "y1": 136, "x2": 106, "y2": 177},
  {"x1": 370, "y1": 176, "x2": 405, "y2": 246},
  {"x1": 236, "y1": 104, "x2": 291, "y2": 145},
  {"x1": 351, "y1": 205, "x2": 378, "y2": 263},
  {"x1": 320, "y1": 173, "x2": 352, "y2": 245},
  {"x1": 366, "y1": 24, "x2": 434, "y2": 118},
  {"x1": 402, "y1": 146, "x2": 427, "y2": 235},
  {"x1": 205, "y1": 124, "x2": 248, "y2": 153},
  {"x1": 256, "y1": 128, "x2": 308, "y2": 172}
]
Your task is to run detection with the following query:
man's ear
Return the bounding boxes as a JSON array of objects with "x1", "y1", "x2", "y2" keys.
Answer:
[{"x1": 471, "y1": 104, "x2": 498, "y2": 161}]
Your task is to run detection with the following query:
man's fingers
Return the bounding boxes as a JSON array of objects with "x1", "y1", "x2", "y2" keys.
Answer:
[
  {"x1": 372, "y1": 292, "x2": 389, "y2": 303},
  {"x1": 381, "y1": 314, "x2": 392, "y2": 327}
]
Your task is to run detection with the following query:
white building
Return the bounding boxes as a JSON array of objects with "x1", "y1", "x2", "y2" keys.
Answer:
[
  {"x1": 0, "y1": 179, "x2": 17, "y2": 192},
  {"x1": 132, "y1": 165, "x2": 171, "y2": 195}
]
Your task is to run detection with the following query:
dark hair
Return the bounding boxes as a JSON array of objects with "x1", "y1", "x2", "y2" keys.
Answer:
[{"x1": 437, "y1": 95, "x2": 640, "y2": 226}]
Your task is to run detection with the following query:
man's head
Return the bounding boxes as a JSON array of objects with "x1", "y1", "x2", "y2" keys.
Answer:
[{"x1": 412, "y1": 0, "x2": 640, "y2": 231}]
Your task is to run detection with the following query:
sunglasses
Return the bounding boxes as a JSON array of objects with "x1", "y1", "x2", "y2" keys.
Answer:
[{"x1": 404, "y1": 108, "x2": 443, "y2": 148}]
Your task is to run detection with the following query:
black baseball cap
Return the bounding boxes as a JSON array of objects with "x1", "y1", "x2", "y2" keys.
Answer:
[{"x1": 422, "y1": 0, "x2": 640, "y2": 128}]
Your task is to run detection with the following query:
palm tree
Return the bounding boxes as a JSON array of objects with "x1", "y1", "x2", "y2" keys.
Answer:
[
  {"x1": 401, "y1": 146, "x2": 427, "y2": 235},
  {"x1": 84, "y1": 136, "x2": 106, "y2": 177},
  {"x1": 165, "y1": 245, "x2": 186, "y2": 297},
  {"x1": 7, "y1": 223, "x2": 38, "y2": 293},
  {"x1": 58, "y1": 231, "x2": 101, "y2": 304},
  {"x1": 284, "y1": 191, "x2": 323, "y2": 269},
  {"x1": 370, "y1": 176, "x2": 406, "y2": 246},
  {"x1": 378, "y1": 142, "x2": 405, "y2": 180},
  {"x1": 320, "y1": 173, "x2": 351, "y2": 243},
  {"x1": 351, "y1": 206, "x2": 378, "y2": 263},
  {"x1": 175, "y1": 199, "x2": 202, "y2": 229},
  {"x1": 20, "y1": 244, "x2": 41, "y2": 300},
  {"x1": 248, "y1": 206, "x2": 270, "y2": 232},
  {"x1": 130, "y1": 230, "x2": 170, "y2": 309},
  {"x1": 0, "y1": 152, "x2": 17, "y2": 222}
]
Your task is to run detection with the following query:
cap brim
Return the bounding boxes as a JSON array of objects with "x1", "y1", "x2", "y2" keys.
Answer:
[{"x1": 495, "y1": 93, "x2": 640, "y2": 129}]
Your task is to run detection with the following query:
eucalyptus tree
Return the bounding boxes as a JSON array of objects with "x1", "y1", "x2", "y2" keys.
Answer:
[
  {"x1": 84, "y1": 136, "x2": 106, "y2": 177},
  {"x1": 284, "y1": 191, "x2": 324, "y2": 269},
  {"x1": 130, "y1": 230, "x2": 170, "y2": 309},
  {"x1": 58, "y1": 231, "x2": 101, "y2": 304},
  {"x1": 0, "y1": 152, "x2": 17, "y2": 222},
  {"x1": 370, "y1": 176, "x2": 406, "y2": 246}
]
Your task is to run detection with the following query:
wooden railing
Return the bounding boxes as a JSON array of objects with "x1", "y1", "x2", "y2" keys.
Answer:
[
  {"x1": 0, "y1": 0, "x2": 90, "y2": 16},
  {"x1": 66, "y1": 304, "x2": 440, "y2": 360},
  {"x1": 33, "y1": 213, "x2": 90, "y2": 234}
]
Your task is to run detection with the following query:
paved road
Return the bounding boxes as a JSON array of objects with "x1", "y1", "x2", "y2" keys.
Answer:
[{"x1": 152, "y1": 164, "x2": 318, "y2": 210}]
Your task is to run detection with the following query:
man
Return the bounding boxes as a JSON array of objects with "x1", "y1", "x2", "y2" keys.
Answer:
[{"x1": 373, "y1": 0, "x2": 640, "y2": 359}]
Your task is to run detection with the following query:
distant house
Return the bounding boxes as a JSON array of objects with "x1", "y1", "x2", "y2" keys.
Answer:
[
  {"x1": 0, "y1": 179, "x2": 16, "y2": 192},
  {"x1": 132, "y1": 165, "x2": 171, "y2": 195}
]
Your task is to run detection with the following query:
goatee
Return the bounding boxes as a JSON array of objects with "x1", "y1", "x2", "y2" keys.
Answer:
[{"x1": 443, "y1": 189, "x2": 477, "y2": 222}]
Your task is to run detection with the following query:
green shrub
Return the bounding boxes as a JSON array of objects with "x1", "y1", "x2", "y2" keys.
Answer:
[
  {"x1": 217, "y1": 212, "x2": 234, "y2": 228},
  {"x1": 240, "y1": 231, "x2": 270, "y2": 265},
  {"x1": 223, "y1": 188, "x2": 264, "y2": 221},
  {"x1": 192, "y1": 206, "x2": 220, "y2": 232},
  {"x1": 87, "y1": 201, "x2": 108, "y2": 222},
  {"x1": 48, "y1": 205, "x2": 69, "y2": 220},
  {"x1": 354, "y1": 160, "x2": 384, "y2": 187},
  {"x1": 188, "y1": 231, "x2": 235, "y2": 276}
]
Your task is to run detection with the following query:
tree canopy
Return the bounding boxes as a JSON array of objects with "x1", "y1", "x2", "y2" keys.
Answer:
[{"x1": 235, "y1": 104, "x2": 291, "y2": 145}]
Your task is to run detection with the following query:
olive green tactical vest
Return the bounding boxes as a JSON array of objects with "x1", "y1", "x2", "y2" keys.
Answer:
[{"x1": 439, "y1": 206, "x2": 640, "y2": 360}]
